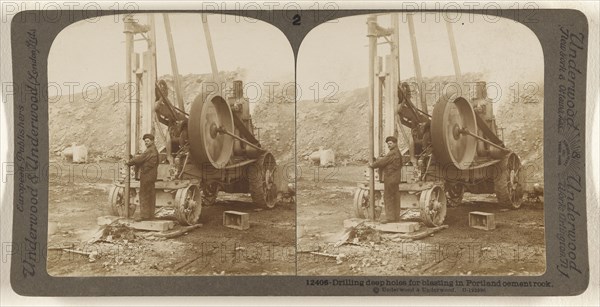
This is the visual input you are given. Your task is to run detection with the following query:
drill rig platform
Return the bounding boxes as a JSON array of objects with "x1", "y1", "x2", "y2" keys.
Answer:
[{"x1": 108, "y1": 14, "x2": 280, "y2": 225}]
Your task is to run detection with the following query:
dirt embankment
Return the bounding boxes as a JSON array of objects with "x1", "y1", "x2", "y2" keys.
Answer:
[
  {"x1": 49, "y1": 71, "x2": 543, "y2": 183},
  {"x1": 295, "y1": 73, "x2": 544, "y2": 184},
  {"x1": 49, "y1": 70, "x2": 294, "y2": 162}
]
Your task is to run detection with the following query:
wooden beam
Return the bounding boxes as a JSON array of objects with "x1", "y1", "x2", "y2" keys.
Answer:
[
  {"x1": 446, "y1": 20, "x2": 463, "y2": 84},
  {"x1": 201, "y1": 14, "x2": 220, "y2": 81},
  {"x1": 391, "y1": 13, "x2": 400, "y2": 141},
  {"x1": 123, "y1": 14, "x2": 134, "y2": 218},
  {"x1": 367, "y1": 15, "x2": 377, "y2": 221},
  {"x1": 162, "y1": 13, "x2": 185, "y2": 110},
  {"x1": 145, "y1": 13, "x2": 157, "y2": 137},
  {"x1": 407, "y1": 14, "x2": 427, "y2": 114}
]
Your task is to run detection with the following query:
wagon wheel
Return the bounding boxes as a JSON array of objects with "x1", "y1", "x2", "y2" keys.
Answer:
[
  {"x1": 494, "y1": 152, "x2": 524, "y2": 209},
  {"x1": 353, "y1": 188, "x2": 382, "y2": 220},
  {"x1": 202, "y1": 182, "x2": 220, "y2": 206},
  {"x1": 249, "y1": 153, "x2": 278, "y2": 208},
  {"x1": 175, "y1": 184, "x2": 202, "y2": 225},
  {"x1": 419, "y1": 185, "x2": 447, "y2": 227},
  {"x1": 445, "y1": 182, "x2": 464, "y2": 207},
  {"x1": 108, "y1": 185, "x2": 137, "y2": 218}
]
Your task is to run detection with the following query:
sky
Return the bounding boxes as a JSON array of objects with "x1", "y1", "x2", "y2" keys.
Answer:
[
  {"x1": 48, "y1": 13, "x2": 294, "y2": 90},
  {"x1": 48, "y1": 12, "x2": 543, "y2": 100},
  {"x1": 297, "y1": 13, "x2": 544, "y2": 95}
]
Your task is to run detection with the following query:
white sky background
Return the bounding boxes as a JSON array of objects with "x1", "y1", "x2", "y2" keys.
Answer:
[
  {"x1": 297, "y1": 13, "x2": 544, "y2": 96},
  {"x1": 49, "y1": 12, "x2": 543, "y2": 100},
  {"x1": 48, "y1": 13, "x2": 294, "y2": 90}
]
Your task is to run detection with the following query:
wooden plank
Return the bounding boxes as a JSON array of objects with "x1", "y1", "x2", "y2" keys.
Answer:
[
  {"x1": 445, "y1": 20, "x2": 463, "y2": 83},
  {"x1": 389, "y1": 225, "x2": 449, "y2": 241},
  {"x1": 155, "y1": 224, "x2": 203, "y2": 238},
  {"x1": 407, "y1": 14, "x2": 427, "y2": 113},
  {"x1": 162, "y1": 13, "x2": 185, "y2": 110},
  {"x1": 374, "y1": 222, "x2": 420, "y2": 233},
  {"x1": 201, "y1": 14, "x2": 220, "y2": 80},
  {"x1": 123, "y1": 220, "x2": 175, "y2": 231}
]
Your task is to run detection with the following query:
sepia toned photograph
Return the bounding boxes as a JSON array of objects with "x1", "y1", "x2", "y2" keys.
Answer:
[
  {"x1": 46, "y1": 13, "x2": 296, "y2": 276},
  {"x1": 4, "y1": 2, "x2": 596, "y2": 299},
  {"x1": 296, "y1": 13, "x2": 545, "y2": 277}
]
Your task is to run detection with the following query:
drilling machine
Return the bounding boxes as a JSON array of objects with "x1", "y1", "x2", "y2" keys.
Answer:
[
  {"x1": 108, "y1": 14, "x2": 279, "y2": 225},
  {"x1": 354, "y1": 14, "x2": 524, "y2": 227}
]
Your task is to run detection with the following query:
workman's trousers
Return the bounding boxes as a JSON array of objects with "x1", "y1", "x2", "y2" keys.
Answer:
[
  {"x1": 139, "y1": 178, "x2": 156, "y2": 219},
  {"x1": 383, "y1": 178, "x2": 401, "y2": 221}
]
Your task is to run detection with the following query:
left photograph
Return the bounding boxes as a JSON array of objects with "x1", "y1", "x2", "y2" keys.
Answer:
[{"x1": 47, "y1": 13, "x2": 296, "y2": 276}]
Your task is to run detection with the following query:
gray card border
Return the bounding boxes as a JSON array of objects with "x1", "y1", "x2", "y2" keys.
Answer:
[{"x1": 9, "y1": 8, "x2": 589, "y2": 296}]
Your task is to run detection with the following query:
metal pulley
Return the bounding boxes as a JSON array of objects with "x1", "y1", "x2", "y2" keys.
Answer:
[
  {"x1": 431, "y1": 95, "x2": 478, "y2": 170},
  {"x1": 188, "y1": 93, "x2": 235, "y2": 169}
]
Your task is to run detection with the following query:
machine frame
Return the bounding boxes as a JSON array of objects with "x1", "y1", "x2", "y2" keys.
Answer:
[{"x1": 355, "y1": 14, "x2": 525, "y2": 227}]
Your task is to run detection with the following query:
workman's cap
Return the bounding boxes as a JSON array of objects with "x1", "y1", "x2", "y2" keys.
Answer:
[
  {"x1": 385, "y1": 136, "x2": 398, "y2": 143},
  {"x1": 143, "y1": 134, "x2": 155, "y2": 141}
]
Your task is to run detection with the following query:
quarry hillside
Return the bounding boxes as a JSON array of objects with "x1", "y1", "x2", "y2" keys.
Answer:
[{"x1": 49, "y1": 71, "x2": 543, "y2": 183}]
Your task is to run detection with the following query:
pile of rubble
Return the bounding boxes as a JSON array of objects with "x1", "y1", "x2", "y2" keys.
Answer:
[
  {"x1": 295, "y1": 72, "x2": 544, "y2": 183},
  {"x1": 495, "y1": 87, "x2": 544, "y2": 184},
  {"x1": 296, "y1": 73, "x2": 485, "y2": 163},
  {"x1": 49, "y1": 69, "x2": 294, "y2": 162},
  {"x1": 251, "y1": 93, "x2": 295, "y2": 162}
]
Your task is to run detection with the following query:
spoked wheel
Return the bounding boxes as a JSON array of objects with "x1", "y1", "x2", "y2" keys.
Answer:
[
  {"x1": 108, "y1": 185, "x2": 137, "y2": 218},
  {"x1": 175, "y1": 184, "x2": 202, "y2": 225},
  {"x1": 494, "y1": 152, "x2": 524, "y2": 209},
  {"x1": 419, "y1": 185, "x2": 447, "y2": 227},
  {"x1": 202, "y1": 182, "x2": 220, "y2": 206},
  {"x1": 445, "y1": 182, "x2": 464, "y2": 207},
  {"x1": 249, "y1": 153, "x2": 278, "y2": 208},
  {"x1": 353, "y1": 188, "x2": 383, "y2": 220}
]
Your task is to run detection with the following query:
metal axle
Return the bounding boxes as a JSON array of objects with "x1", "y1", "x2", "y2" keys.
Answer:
[
  {"x1": 216, "y1": 126, "x2": 264, "y2": 152},
  {"x1": 459, "y1": 127, "x2": 510, "y2": 152}
]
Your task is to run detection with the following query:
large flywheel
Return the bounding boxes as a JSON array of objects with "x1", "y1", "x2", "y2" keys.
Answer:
[
  {"x1": 431, "y1": 95, "x2": 478, "y2": 170},
  {"x1": 188, "y1": 93, "x2": 235, "y2": 169}
]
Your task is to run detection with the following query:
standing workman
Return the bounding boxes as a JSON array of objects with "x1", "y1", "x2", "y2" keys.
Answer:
[
  {"x1": 127, "y1": 133, "x2": 159, "y2": 221},
  {"x1": 369, "y1": 136, "x2": 403, "y2": 223}
]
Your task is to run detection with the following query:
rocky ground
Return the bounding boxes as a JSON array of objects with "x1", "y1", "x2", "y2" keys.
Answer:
[
  {"x1": 47, "y1": 71, "x2": 296, "y2": 276},
  {"x1": 47, "y1": 70, "x2": 544, "y2": 277},
  {"x1": 295, "y1": 73, "x2": 545, "y2": 276},
  {"x1": 296, "y1": 164, "x2": 545, "y2": 276},
  {"x1": 46, "y1": 162, "x2": 296, "y2": 276}
]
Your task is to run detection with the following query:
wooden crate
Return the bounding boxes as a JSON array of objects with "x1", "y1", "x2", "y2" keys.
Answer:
[
  {"x1": 223, "y1": 211, "x2": 250, "y2": 230},
  {"x1": 469, "y1": 211, "x2": 496, "y2": 230}
]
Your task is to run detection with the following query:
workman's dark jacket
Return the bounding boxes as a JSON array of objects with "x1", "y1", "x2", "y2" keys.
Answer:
[
  {"x1": 127, "y1": 144, "x2": 159, "y2": 219},
  {"x1": 128, "y1": 144, "x2": 159, "y2": 181},
  {"x1": 372, "y1": 146, "x2": 403, "y2": 183}
]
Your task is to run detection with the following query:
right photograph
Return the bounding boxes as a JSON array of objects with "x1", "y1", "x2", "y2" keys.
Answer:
[{"x1": 296, "y1": 13, "x2": 545, "y2": 276}]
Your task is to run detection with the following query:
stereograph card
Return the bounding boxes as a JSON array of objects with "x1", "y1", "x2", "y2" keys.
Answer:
[{"x1": 2, "y1": 2, "x2": 594, "y2": 298}]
